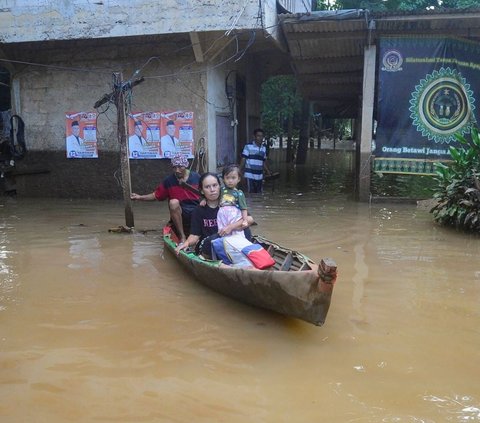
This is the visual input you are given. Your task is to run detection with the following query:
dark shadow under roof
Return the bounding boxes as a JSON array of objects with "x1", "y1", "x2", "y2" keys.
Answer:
[{"x1": 279, "y1": 8, "x2": 480, "y2": 117}]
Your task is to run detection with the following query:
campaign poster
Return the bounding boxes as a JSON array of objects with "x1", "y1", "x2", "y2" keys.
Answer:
[
  {"x1": 128, "y1": 112, "x2": 162, "y2": 159},
  {"x1": 375, "y1": 37, "x2": 480, "y2": 175},
  {"x1": 160, "y1": 111, "x2": 194, "y2": 159},
  {"x1": 66, "y1": 112, "x2": 98, "y2": 159}
]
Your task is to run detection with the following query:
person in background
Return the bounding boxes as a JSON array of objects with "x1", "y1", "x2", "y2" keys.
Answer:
[
  {"x1": 160, "y1": 119, "x2": 180, "y2": 158},
  {"x1": 131, "y1": 154, "x2": 200, "y2": 243},
  {"x1": 240, "y1": 128, "x2": 271, "y2": 193}
]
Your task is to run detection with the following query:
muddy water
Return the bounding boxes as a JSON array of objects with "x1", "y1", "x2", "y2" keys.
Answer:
[{"x1": 1, "y1": 155, "x2": 480, "y2": 422}]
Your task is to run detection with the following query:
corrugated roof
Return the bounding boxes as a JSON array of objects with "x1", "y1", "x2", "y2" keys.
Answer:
[{"x1": 279, "y1": 8, "x2": 480, "y2": 117}]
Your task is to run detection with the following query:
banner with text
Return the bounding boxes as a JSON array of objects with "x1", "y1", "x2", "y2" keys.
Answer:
[
  {"x1": 375, "y1": 37, "x2": 480, "y2": 175},
  {"x1": 127, "y1": 111, "x2": 194, "y2": 159},
  {"x1": 160, "y1": 111, "x2": 194, "y2": 159},
  {"x1": 128, "y1": 112, "x2": 162, "y2": 159}
]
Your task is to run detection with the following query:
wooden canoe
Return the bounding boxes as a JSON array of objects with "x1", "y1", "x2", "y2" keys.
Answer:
[{"x1": 163, "y1": 225, "x2": 337, "y2": 326}]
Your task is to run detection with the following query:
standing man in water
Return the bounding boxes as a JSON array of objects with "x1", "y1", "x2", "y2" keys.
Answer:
[
  {"x1": 130, "y1": 154, "x2": 200, "y2": 243},
  {"x1": 240, "y1": 128, "x2": 271, "y2": 193}
]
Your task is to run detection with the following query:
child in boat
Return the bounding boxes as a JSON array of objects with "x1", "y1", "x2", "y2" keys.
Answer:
[
  {"x1": 217, "y1": 164, "x2": 249, "y2": 238},
  {"x1": 213, "y1": 164, "x2": 274, "y2": 269}
]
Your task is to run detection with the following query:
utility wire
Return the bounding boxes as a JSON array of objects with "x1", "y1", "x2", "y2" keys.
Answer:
[{"x1": 0, "y1": 58, "x2": 113, "y2": 74}]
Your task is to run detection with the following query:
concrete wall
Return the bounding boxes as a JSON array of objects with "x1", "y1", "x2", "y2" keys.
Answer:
[
  {"x1": 0, "y1": 0, "x2": 280, "y2": 44},
  {"x1": 6, "y1": 32, "x2": 279, "y2": 199},
  {"x1": 12, "y1": 37, "x2": 207, "y2": 152},
  {"x1": 0, "y1": 1, "x2": 286, "y2": 198},
  {"x1": 7, "y1": 35, "x2": 212, "y2": 198}
]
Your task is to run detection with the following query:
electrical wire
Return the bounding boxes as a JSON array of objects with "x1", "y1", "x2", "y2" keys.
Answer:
[
  {"x1": 225, "y1": 0, "x2": 251, "y2": 36},
  {"x1": 190, "y1": 137, "x2": 207, "y2": 174},
  {"x1": 144, "y1": 33, "x2": 241, "y2": 81},
  {"x1": 130, "y1": 7, "x2": 244, "y2": 80},
  {"x1": 0, "y1": 57, "x2": 112, "y2": 74},
  {"x1": 234, "y1": 30, "x2": 256, "y2": 62},
  {"x1": 2, "y1": 0, "x2": 269, "y2": 81}
]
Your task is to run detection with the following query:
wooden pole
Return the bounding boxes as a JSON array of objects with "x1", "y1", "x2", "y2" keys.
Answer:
[{"x1": 113, "y1": 72, "x2": 135, "y2": 228}]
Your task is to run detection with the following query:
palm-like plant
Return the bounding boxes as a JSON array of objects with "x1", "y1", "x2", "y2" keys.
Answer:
[{"x1": 431, "y1": 127, "x2": 480, "y2": 231}]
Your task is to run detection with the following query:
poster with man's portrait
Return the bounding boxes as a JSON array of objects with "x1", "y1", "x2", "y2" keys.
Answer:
[
  {"x1": 160, "y1": 111, "x2": 194, "y2": 159},
  {"x1": 128, "y1": 112, "x2": 161, "y2": 159},
  {"x1": 65, "y1": 112, "x2": 98, "y2": 159}
]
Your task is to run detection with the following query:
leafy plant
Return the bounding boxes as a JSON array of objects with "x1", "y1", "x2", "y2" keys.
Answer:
[
  {"x1": 315, "y1": 0, "x2": 480, "y2": 11},
  {"x1": 431, "y1": 127, "x2": 480, "y2": 231},
  {"x1": 261, "y1": 75, "x2": 301, "y2": 140}
]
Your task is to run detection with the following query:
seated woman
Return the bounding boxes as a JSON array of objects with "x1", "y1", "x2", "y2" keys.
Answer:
[
  {"x1": 175, "y1": 172, "x2": 254, "y2": 260},
  {"x1": 175, "y1": 172, "x2": 274, "y2": 270}
]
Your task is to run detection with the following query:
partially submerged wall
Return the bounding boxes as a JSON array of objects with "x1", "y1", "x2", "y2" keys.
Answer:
[
  {"x1": 8, "y1": 35, "x2": 210, "y2": 198},
  {"x1": 0, "y1": 0, "x2": 283, "y2": 198}
]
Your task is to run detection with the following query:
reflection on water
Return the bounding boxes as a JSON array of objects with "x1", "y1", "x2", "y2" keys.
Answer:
[
  {"x1": 68, "y1": 234, "x2": 103, "y2": 270},
  {"x1": 0, "y1": 153, "x2": 479, "y2": 422}
]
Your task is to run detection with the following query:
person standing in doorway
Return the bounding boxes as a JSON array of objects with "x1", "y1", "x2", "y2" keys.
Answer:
[
  {"x1": 240, "y1": 128, "x2": 271, "y2": 193},
  {"x1": 160, "y1": 119, "x2": 180, "y2": 158}
]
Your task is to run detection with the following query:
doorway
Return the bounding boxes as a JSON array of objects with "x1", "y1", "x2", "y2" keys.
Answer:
[{"x1": 216, "y1": 114, "x2": 235, "y2": 168}]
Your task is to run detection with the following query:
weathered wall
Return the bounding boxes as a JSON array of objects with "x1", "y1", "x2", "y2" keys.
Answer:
[
  {"x1": 14, "y1": 151, "x2": 180, "y2": 200},
  {"x1": 9, "y1": 36, "x2": 206, "y2": 152},
  {"x1": 0, "y1": 0, "x2": 288, "y2": 199},
  {"x1": 0, "y1": 0, "x2": 280, "y2": 44},
  {"x1": 7, "y1": 35, "x2": 212, "y2": 198}
]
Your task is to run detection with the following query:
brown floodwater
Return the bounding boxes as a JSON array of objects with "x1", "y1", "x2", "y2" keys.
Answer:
[{"x1": 1, "y1": 153, "x2": 480, "y2": 422}]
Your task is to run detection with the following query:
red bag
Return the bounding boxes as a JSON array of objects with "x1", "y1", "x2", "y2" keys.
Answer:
[{"x1": 241, "y1": 244, "x2": 275, "y2": 269}]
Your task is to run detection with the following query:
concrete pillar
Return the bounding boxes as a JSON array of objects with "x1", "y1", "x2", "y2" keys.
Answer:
[
  {"x1": 206, "y1": 67, "x2": 217, "y2": 172},
  {"x1": 12, "y1": 79, "x2": 21, "y2": 114},
  {"x1": 357, "y1": 44, "x2": 376, "y2": 202}
]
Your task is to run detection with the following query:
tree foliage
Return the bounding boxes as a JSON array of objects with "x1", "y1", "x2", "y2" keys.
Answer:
[
  {"x1": 315, "y1": 0, "x2": 480, "y2": 11},
  {"x1": 260, "y1": 75, "x2": 301, "y2": 140},
  {"x1": 431, "y1": 127, "x2": 480, "y2": 232}
]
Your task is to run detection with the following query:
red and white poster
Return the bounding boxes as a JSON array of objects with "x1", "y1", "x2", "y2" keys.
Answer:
[
  {"x1": 65, "y1": 112, "x2": 98, "y2": 159},
  {"x1": 128, "y1": 112, "x2": 162, "y2": 159},
  {"x1": 160, "y1": 111, "x2": 194, "y2": 159}
]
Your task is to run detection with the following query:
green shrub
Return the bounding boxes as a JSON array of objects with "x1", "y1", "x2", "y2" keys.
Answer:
[{"x1": 431, "y1": 127, "x2": 480, "y2": 231}]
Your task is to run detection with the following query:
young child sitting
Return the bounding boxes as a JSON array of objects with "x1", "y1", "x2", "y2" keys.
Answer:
[
  {"x1": 210, "y1": 165, "x2": 275, "y2": 269},
  {"x1": 217, "y1": 164, "x2": 248, "y2": 238}
]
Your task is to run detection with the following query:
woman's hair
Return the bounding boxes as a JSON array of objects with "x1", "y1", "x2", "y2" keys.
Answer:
[
  {"x1": 199, "y1": 172, "x2": 221, "y2": 191},
  {"x1": 222, "y1": 164, "x2": 242, "y2": 179}
]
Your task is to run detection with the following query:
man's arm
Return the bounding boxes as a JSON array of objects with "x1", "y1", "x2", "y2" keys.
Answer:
[
  {"x1": 262, "y1": 147, "x2": 272, "y2": 175},
  {"x1": 175, "y1": 234, "x2": 200, "y2": 254},
  {"x1": 131, "y1": 192, "x2": 156, "y2": 201},
  {"x1": 263, "y1": 160, "x2": 272, "y2": 176},
  {"x1": 239, "y1": 157, "x2": 246, "y2": 170}
]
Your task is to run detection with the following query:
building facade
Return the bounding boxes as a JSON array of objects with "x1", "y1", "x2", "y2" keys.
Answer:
[{"x1": 0, "y1": 0, "x2": 300, "y2": 198}]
